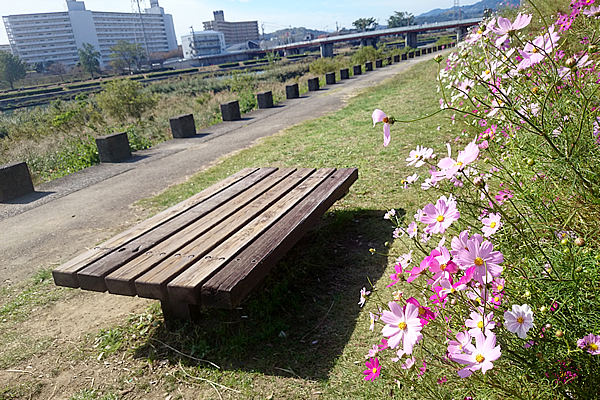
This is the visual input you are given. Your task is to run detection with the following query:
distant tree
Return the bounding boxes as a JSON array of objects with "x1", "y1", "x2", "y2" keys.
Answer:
[
  {"x1": 388, "y1": 11, "x2": 416, "y2": 28},
  {"x1": 0, "y1": 51, "x2": 27, "y2": 89},
  {"x1": 95, "y1": 79, "x2": 158, "y2": 121},
  {"x1": 32, "y1": 61, "x2": 45, "y2": 73},
  {"x1": 149, "y1": 48, "x2": 183, "y2": 67},
  {"x1": 109, "y1": 40, "x2": 146, "y2": 72},
  {"x1": 78, "y1": 43, "x2": 101, "y2": 78},
  {"x1": 352, "y1": 17, "x2": 378, "y2": 32},
  {"x1": 47, "y1": 62, "x2": 67, "y2": 82}
]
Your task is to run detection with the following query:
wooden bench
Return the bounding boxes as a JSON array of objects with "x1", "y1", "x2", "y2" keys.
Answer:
[{"x1": 52, "y1": 167, "x2": 358, "y2": 321}]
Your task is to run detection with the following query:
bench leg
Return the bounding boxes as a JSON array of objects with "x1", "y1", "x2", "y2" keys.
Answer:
[{"x1": 160, "y1": 299, "x2": 201, "y2": 325}]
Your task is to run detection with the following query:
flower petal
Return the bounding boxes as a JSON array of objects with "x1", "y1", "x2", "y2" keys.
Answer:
[{"x1": 372, "y1": 109, "x2": 387, "y2": 126}]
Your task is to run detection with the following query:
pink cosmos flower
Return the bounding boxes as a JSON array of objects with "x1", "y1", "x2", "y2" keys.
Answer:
[
  {"x1": 406, "y1": 297, "x2": 435, "y2": 326},
  {"x1": 387, "y1": 263, "x2": 404, "y2": 287},
  {"x1": 431, "y1": 141, "x2": 480, "y2": 182},
  {"x1": 465, "y1": 308, "x2": 496, "y2": 336},
  {"x1": 359, "y1": 287, "x2": 370, "y2": 307},
  {"x1": 448, "y1": 331, "x2": 472, "y2": 358},
  {"x1": 400, "y1": 356, "x2": 416, "y2": 369},
  {"x1": 381, "y1": 302, "x2": 423, "y2": 354},
  {"x1": 455, "y1": 238, "x2": 504, "y2": 284},
  {"x1": 491, "y1": 13, "x2": 532, "y2": 46},
  {"x1": 453, "y1": 331, "x2": 502, "y2": 377},
  {"x1": 406, "y1": 145, "x2": 435, "y2": 167},
  {"x1": 430, "y1": 246, "x2": 459, "y2": 284},
  {"x1": 372, "y1": 109, "x2": 393, "y2": 146},
  {"x1": 583, "y1": 5, "x2": 600, "y2": 17},
  {"x1": 481, "y1": 213, "x2": 502, "y2": 237},
  {"x1": 407, "y1": 250, "x2": 439, "y2": 283},
  {"x1": 363, "y1": 357, "x2": 381, "y2": 380},
  {"x1": 577, "y1": 334, "x2": 600, "y2": 354},
  {"x1": 518, "y1": 25, "x2": 561, "y2": 70},
  {"x1": 407, "y1": 221, "x2": 418, "y2": 238},
  {"x1": 504, "y1": 304, "x2": 534, "y2": 339},
  {"x1": 420, "y1": 196, "x2": 461, "y2": 234},
  {"x1": 369, "y1": 311, "x2": 378, "y2": 331}
]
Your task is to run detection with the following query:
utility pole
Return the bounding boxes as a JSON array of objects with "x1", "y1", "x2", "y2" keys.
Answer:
[
  {"x1": 132, "y1": 0, "x2": 150, "y2": 63},
  {"x1": 261, "y1": 22, "x2": 265, "y2": 40},
  {"x1": 454, "y1": 0, "x2": 462, "y2": 20}
]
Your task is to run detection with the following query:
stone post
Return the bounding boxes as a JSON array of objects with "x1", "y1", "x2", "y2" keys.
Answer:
[
  {"x1": 169, "y1": 114, "x2": 196, "y2": 138},
  {"x1": 220, "y1": 100, "x2": 241, "y2": 121},
  {"x1": 95, "y1": 132, "x2": 131, "y2": 163},
  {"x1": 393, "y1": 54, "x2": 400, "y2": 62},
  {"x1": 0, "y1": 162, "x2": 34, "y2": 202},
  {"x1": 307, "y1": 77, "x2": 320, "y2": 91},
  {"x1": 325, "y1": 72, "x2": 336, "y2": 85},
  {"x1": 365, "y1": 61, "x2": 373, "y2": 71},
  {"x1": 353, "y1": 65, "x2": 362, "y2": 75},
  {"x1": 286, "y1": 83, "x2": 299, "y2": 99},
  {"x1": 401, "y1": 53, "x2": 408, "y2": 60},
  {"x1": 375, "y1": 59, "x2": 383, "y2": 68},
  {"x1": 340, "y1": 68, "x2": 350, "y2": 80},
  {"x1": 257, "y1": 91, "x2": 273, "y2": 109},
  {"x1": 386, "y1": 57, "x2": 392, "y2": 64}
]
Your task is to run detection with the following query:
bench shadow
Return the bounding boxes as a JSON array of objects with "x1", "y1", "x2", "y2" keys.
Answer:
[{"x1": 132, "y1": 208, "x2": 399, "y2": 382}]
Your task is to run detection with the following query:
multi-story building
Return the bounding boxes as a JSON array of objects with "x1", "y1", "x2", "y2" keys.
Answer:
[
  {"x1": 181, "y1": 30, "x2": 226, "y2": 59},
  {"x1": 2, "y1": 0, "x2": 178, "y2": 67},
  {"x1": 0, "y1": 44, "x2": 12, "y2": 54},
  {"x1": 202, "y1": 10, "x2": 259, "y2": 46}
]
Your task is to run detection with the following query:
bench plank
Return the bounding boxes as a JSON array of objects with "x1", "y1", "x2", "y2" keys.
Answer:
[
  {"x1": 201, "y1": 168, "x2": 358, "y2": 308},
  {"x1": 133, "y1": 168, "x2": 318, "y2": 300},
  {"x1": 52, "y1": 168, "x2": 260, "y2": 288},
  {"x1": 166, "y1": 168, "x2": 337, "y2": 305},
  {"x1": 75, "y1": 167, "x2": 284, "y2": 292},
  {"x1": 105, "y1": 168, "x2": 304, "y2": 296}
]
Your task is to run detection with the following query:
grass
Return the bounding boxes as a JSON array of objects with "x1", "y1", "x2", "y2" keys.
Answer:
[{"x1": 0, "y1": 55, "x2": 465, "y2": 399}]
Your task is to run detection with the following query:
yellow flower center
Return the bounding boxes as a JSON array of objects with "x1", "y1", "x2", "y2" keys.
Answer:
[
  {"x1": 477, "y1": 29, "x2": 483, "y2": 34},
  {"x1": 383, "y1": 117, "x2": 389, "y2": 123},
  {"x1": 490, "y1": 222, "x2": 497, "y2": 228},
  {"x1": 372, "y1": 367, "x2": 378, "y2": 373},
  {"x1": 419, "y1": 307, "x2": 426, "y2": 315},
  {"x1": 474, "y1": 257, "x2": 484, "y2": 266},
  {"x1": 398, "y1": 322, "x2": 407, "y2": 330},
  {"x1": 590, "y1": 343, "x2": 599, "y2": 351},
  {"x1": 494, "y1": 296, "x2": 500, "y2": 302},
  {"x1": 475, "y1": 354, "x2": 485, "y2": 363},
  {"x1": 532, "y1": 47, "x2": 538, "y2": 53},
  {"x1": 485, "y1": 69, "x2": 491, "y2": 75},
  {"x1": 437, "y1": 215, "x2": 445, "y2": 222},
  {"x1": 497, "y1": 285, "x2": 503, "y2": 291},
  {"x1": 440, "y1": 264, "x2": 447, "y2": 271},
  {"x1": 477, "y1": 321, "x2": 484, "y2": 329},
  {"x1": 456, "y1": 161, "x2": 464, "y2": 167},
  {"x1": 517, "y1": 316, "x2": 525, "y2": 324}
]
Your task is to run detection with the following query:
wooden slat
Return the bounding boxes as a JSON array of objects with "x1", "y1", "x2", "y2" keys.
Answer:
[
  {"x1": 74, "y1": 167, "x2": 279, "y2": 291},
  {"x1": 104, "y1": 168, "x2": 301, "y2": 296},
  {"x1": 133, "y1": 168, "x2": 319, "y2": 300},
  {"x1": 201, "y1": 168, "x2": 358, "y2": 309},
  {"x1": 52, "y1": 167, "x2": 260, "y2": 288},
  {"x1": 166, "y1": 168, "x2": 337, "y2": 305}
]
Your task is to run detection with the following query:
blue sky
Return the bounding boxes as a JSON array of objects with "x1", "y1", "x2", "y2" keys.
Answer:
[{"x1": 1, "y1": 0, "x2": 480, "y2": 45}]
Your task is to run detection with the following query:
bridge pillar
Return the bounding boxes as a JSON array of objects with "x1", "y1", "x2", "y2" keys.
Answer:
[
  {"x1": 456, "y1": 26, "x2": 468, "y2": 42},
  {"x1": 405, "y1": 32, "x2": 418, "y2": 49},
  {"x1": 360, "y1": 37, "x2": 378, "y2": 49},
  {"x1": 320, "y1": 42, "x2": 334, "y2": 58},
  {"x1": 284, "y1": 48, "x2": 299, "y2": 57}
]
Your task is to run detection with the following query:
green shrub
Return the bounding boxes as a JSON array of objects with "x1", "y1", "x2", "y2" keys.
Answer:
[
  {"x1": 351, "y1": 46, "x2": 384, "y2": 64},
  {"x1": 218, "y1": 62, "x2": 240, "y2": 68},
  {"x1": 95, "y1": 79, "x2": 158, "y2": 121}
]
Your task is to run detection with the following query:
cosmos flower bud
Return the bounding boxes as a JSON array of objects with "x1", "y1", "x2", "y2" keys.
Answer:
[{"x1": 565, "y1": 57, "x2": 576, "y2": 69}]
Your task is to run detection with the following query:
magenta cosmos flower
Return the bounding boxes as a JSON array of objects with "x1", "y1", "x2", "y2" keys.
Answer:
[
  {"x1": 372, "y1": 109, "x2": 393, "y2": 146},
  {"x1": 363, "y1": 357, "x2": 381, "y2": 380},
  {"x1": 453, "y1": 331, "x2": 501, "y2": 378},
  {"x1": 420, "y1": 195, "x2": 461, "y2": 234},
  {"x1": 406, "y1": 297, "x2": 435, "y2": 326},
  {"x1": 455, "y1": 238, "x2": 503, "y2": 284},
  {"x1": 381, "y1": 301, "x2": 423, "y2": 354},
  {"x1": 481, "y1": 212, "x2": 502, "y2": 237},
  {"x1": 504, "y1": 304, "x2": 534, "y2": 339},
  {"x1": 491, "y1": 13, "x2": 532, "y2": 46},
  {"x1": 577, "y1": 334, "x2": 600, "y2": 355}
]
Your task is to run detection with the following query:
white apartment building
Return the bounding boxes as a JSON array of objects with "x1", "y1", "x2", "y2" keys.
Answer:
[
  {"x1": 2, "y1": 0, "x2": 178, "y2": 67},
  {"x1": 181, "y1": 30, "x2": 225, "y2": 59}
]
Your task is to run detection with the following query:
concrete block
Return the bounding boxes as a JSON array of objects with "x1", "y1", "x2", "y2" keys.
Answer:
[
  {"x1": 257, "y1": 91, "x2": 273, "y2": 109},
  {"x1": 401, "y1": 53, "x2": 408, "y2": 60},
  {"x1": 353, "y1": 65, "x2": 362, "y2": 75},
  {"x1": 0, "y1": 161, "x2": 34, "y2": 202},
  {"x1": 432, "y1": 46, "x2": 438, "y2": 52},
  {"x1": 393, "y1": 54, "x2": 400, "y2": 63},
  {"x1": 427, "y1": 47, "x2": 432, "y2": 54},
  {"x1": 95, "y1": 132, "x2": 131, "y2": 163},
  {"x1": 375, "y1": 59, "x2": 383, "y2": 68},
  {"x1": 340, "y1": 68, "x2": 350, "y2": 80},
  {"x1": 415, "y1": 49, "x2": 421, "y2": 57},
  {"x1": 307, "y1": 77, "x2": 320, "y2": 91},
  {"x1": 408, "y1": 52, "x2": 414, "y2": 59},
  {"x1": 365, "y1": 61, "x2": 373, "y2": 71},
  {"x1": 220, "y1": 100, "x2": 241, "y2": 121},
  {"x1": 325, "y1": 72, "x2": 336, "y2": 85},
  {"x1": 286, "y1": 83, "x2": 299, "y2": 99},
  {"x1": 169, "y1": 114, "x2": 196, "y2": 139}
]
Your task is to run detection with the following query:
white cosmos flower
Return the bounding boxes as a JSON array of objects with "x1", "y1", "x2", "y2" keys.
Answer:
[{"x1": 504, "y1": 304, "x2": 534, "y2": 339}]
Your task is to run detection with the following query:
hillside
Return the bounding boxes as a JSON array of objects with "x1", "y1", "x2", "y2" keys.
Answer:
[{"x1": 415, "y1": 0, "x2": 520, "y2": 23}]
